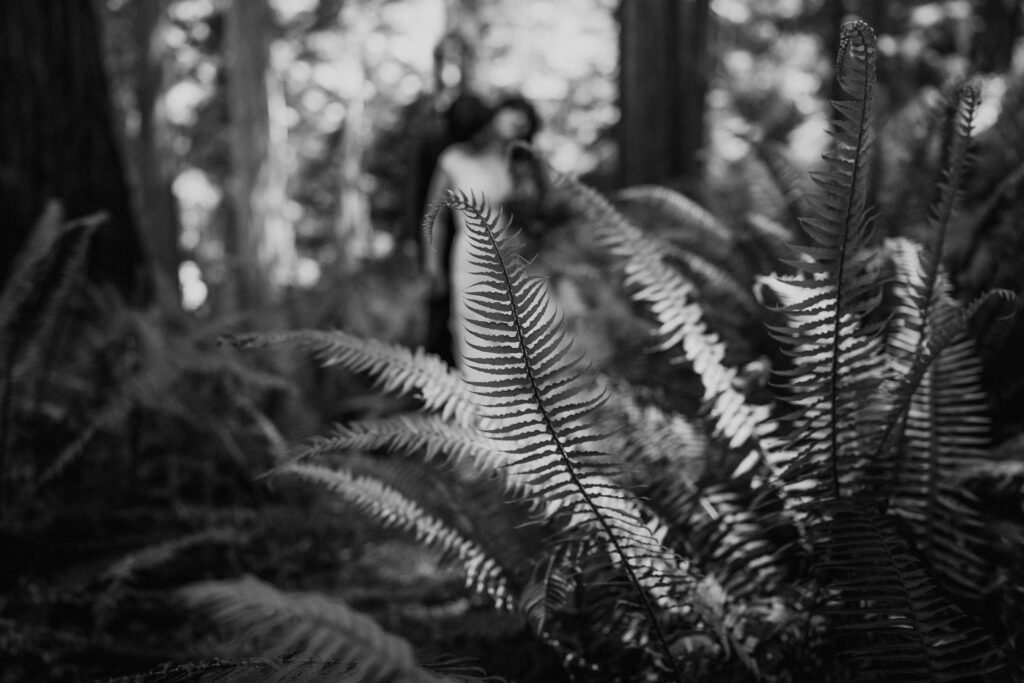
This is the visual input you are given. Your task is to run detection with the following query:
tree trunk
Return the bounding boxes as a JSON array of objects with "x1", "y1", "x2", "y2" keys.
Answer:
[
  {"x1": 0, "y1": 0, "x2": 149, "y2": 300},
  {"x1": 334, "y1": 3, "x2": 374, "y2": 267},
  {"x1": 618, "y1": 0, "x2": 710, "y2": 188},
  {"x1": 131, "y1": 0, "x2": 181, "y2": 311},
  {"x1": 972, "y1": 0, "x2": 1022, "y2": 73},
  {"x1": 224, "y1": 0, "x2": 295, "y2": 310}
]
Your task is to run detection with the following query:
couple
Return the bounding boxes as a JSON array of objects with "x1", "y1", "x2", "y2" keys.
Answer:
[{"x1": 422, "y1": 94, "x2": 542, "y2": 371}]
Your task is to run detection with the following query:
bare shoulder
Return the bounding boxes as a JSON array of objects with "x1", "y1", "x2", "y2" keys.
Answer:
[{"x1": 438, "y1": 143, "x2": 473, "y2": 170}]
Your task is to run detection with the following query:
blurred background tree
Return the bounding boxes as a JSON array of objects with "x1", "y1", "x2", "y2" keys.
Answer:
[
  {"x1": 0, "y1": 0, "x2": 150, "y2": 302},
  {"x1": 3, "y1": 2, "x2": 1024, "y2": 678},
  {"x1": 6, "y1": 0, "x2": 1024, "y2": 321}
]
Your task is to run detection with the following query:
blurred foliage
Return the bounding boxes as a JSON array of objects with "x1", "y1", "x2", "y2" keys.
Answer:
[
  {"x1": 4, "y1": 1, "x2": 1024, "y2": 681},
  {"x1": 100, "y1": 0, "x2": 618, "y2": 315}
]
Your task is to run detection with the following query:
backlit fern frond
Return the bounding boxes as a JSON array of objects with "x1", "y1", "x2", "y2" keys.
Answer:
[
  {"x1": 283, "y1": 463, "x2": 514, "y2": 609},
  {"x1": 596, "y1": 191, "x2": 786, "y2": 478},
  {"x1": 764, "y1": 21, "x2": 887, "y2": 502},
  {"x1": 541, "y1": 168, "x2": 789, "y2": 483},
  {"x1": 426, "y1": 190, "x2": 712, "y2": 679},
  {"x1": 225, "y1": 330, "x2": 474, "y2": 426},
  {"x1": 180, "y1": 576, "x2": 456, "y2": 682}
]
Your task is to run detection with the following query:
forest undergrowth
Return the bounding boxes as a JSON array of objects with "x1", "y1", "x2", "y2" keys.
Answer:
[{"x1": 3, "y1": 19, "x2": 1024, "y2": 683}]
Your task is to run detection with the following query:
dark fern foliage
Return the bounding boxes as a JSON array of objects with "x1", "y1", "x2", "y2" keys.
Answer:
[{"x1": 174, "y1": 21, "x2": 1024, "y2": 683}]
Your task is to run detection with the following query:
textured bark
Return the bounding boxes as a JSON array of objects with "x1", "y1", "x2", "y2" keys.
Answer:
[
  {"x1": 224, "y1": 0, "x2": 294, "y2": 309},
  {"x1": 0, "y1": 0, "x2": 148, "y2": 300},
  {"x1": 618, "y1": 0, "x2": 710, "y2": 186}
]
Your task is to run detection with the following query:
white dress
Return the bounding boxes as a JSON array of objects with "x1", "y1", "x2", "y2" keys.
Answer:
[{"x1": 433, "y1": 146, "x2": 514, "y2": 377}]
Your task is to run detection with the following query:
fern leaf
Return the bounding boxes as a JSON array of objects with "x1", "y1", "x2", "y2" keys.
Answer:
[
  {"x1": 915, "y1": 84, "x2": 979, "y2": 341},
  {"x1": 293, "y1": 414, "x2": 505, "y2": 472},
  {"x1": 225, "y1": 330, "x2": 475, "y2": 426},
  {"x1": 103, "y1": 528, "x2": 239, "y2": 583},
  {"x1": 765, "y1": 21, "x2": 887, "y2": 502},
  {"x1": 428, "y1": 190, "x2": 712, "y2": 679},
  {"x1": 613, "y1": 184, "x2": 736, "y2": 262},
  {"x1": 0, "y1": 208, "x2": 101, "y2": 346},
  {"x1": 820, "y1": 504, "x2": 1005, "y2": 681},
  {"x1": 550, "y1": 172, "x2": 787, "y2": 480},
  {"x1": 283, "y1": 414, "x2": 538, "y2": 501},
  {"x1": 600, "y1": 382, "x2": 708, "y2": 487},
  {"x1": 283, "y1": 463, "x2": 514, "y2": 609},
  {"x1": 749, "y1": 138, "x2": 812, "y2": 232},
  {"x1": 181, "y1": 576, "x2": 457, "y2": 682},
  {"x1": 878, "y1": 239, "x2": 1011, "y2": 597}
]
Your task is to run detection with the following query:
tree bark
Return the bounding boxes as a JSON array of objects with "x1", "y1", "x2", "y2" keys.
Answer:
[
  {"x1": 0, "y1": 0, "x2": 149, "y2": 300},
  {"x1": 618, "y1": 0, "x2": 710, "y2": 187},
  {"x1": 224, "y1": 0, "x2": 295, "y2": 310}
]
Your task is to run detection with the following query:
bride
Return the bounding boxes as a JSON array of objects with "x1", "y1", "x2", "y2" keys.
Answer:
[{"x1": 423, "y1": 94, "x2": 541, "y2": 371}]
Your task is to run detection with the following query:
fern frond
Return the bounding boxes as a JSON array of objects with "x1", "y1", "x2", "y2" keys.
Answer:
[
  {"x1": 103, "y1": 528, "x2": 239, "y2": 583},
  {"x1": 283, "y1": 414, "x2": 538, "y2": 501},
  {"x1": 428, "y1": 190, "x2": 712, "y2": 679},
  {"x1": 613, "y1": 184, "x2": 736, "y2": 262},
  {"x1": 662, "y1": 245, "x2": 760, "y2": 317},
  {"x1": 820, "y1": 504, "x2": 1005, "y2": 680},
  {"x1": 600, "y1": 382, "x2": 708, "y2": 489},
  {"x1": 225, "y1": 330, "x2": 474, "y2": 426},
  {"x1": 181, "y1": 576, "x2": 455, "y2": 682},
  {"x1": 283, "y1": 463, "x2": 514, "y2": 608},
  {"x1": 550, "y1": 173, "x2": 786, "y2": 480},
  {"x1": 292, "y1": 413, "x2": 505, "y2": 468},
  {"x1": 766, "y1": 21, "x2": 887, "y2": 502},
  {"x1": 749, "y1": 138, "x2": 812, "y2": 231},
  {"x1": 743, "y1": 212, "x2": 799, "y2": 268},
  {"x1": 916, "y1": 84, "x2": 979, "y2": 335},
  {"x1": 878, "y1": 239, "x2": 1010, "y2": 597},
  {"x1": 0, "y1": 208, "x2": 101, "y2": 345}
]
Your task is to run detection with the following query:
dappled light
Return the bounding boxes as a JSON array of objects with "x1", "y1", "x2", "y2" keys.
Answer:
[{"x1": 4, "y1": 2, "x2": 1024, "y2": 681}]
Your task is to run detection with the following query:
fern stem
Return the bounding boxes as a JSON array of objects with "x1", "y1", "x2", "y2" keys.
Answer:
[{"x1": 827, "y1": 22, "x2": 875, "y2": 500}]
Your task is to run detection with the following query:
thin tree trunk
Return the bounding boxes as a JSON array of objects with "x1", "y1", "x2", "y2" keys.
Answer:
[
  {"x1": 618, "y1": 0, "x2": 710, "y2": 187},
  {"x1": 131, "y1": 0, "x2": 181, "y2": 311},
  {"x1": 335, "y1": 4, "x2": 373, "y2": 267},
  {"x1": 224, "y1": 0, "x2": 295, "y2": 310},
  {"x1": 0, "y1": 0, "x2": 149, "y2": 300}
]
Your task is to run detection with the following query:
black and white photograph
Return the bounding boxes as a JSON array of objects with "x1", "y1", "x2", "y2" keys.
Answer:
[{"x1": 2, "y1": 1, "x2": 1024, "y2": 680}]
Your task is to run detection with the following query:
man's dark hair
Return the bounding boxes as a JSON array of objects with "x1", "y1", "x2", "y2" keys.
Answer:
[{"x1": 445, "y1": 93, "x2": 493, "y2": 143}]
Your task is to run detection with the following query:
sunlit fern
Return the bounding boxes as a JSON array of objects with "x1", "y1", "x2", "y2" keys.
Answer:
[{"x1": 204, "y1": 20, "x2": 1023, "y2": 682}]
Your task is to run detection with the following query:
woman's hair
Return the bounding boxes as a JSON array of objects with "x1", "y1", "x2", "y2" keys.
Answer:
[
  {"x1": 493, "y1": 93, "x2": 541, "y2": 142},
  {"x1": 445, "y1": 93, "x2": 493, "y2": 143}
]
